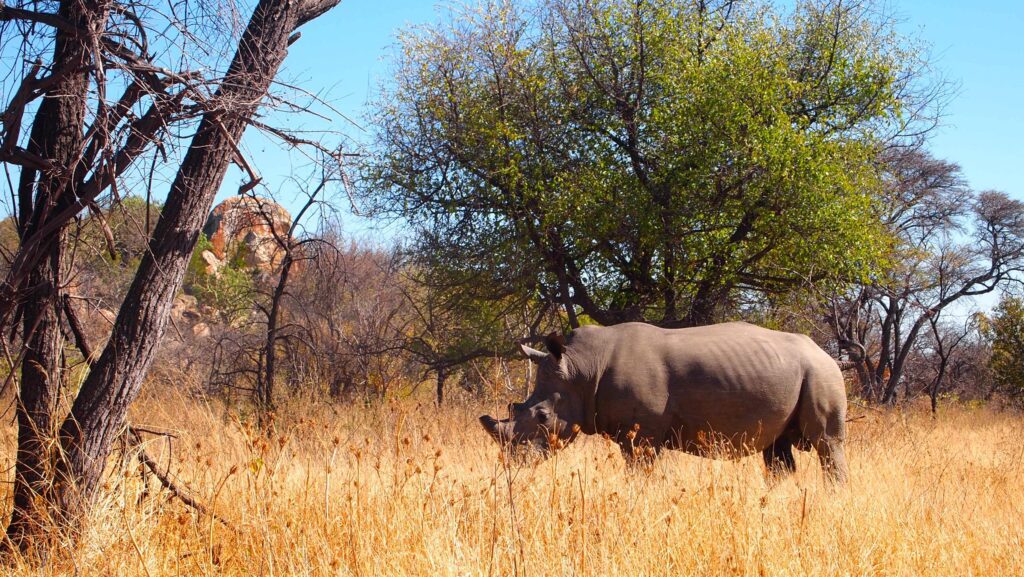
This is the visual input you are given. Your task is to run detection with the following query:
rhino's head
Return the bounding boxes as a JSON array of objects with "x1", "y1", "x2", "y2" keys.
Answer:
[{"x1": 479, "y1": 333, "x2": 587, "y2": 454}]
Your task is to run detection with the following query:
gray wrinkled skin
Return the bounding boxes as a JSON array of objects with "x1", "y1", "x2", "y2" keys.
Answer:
[{"x1": 479, "y1": 322, "x2": 848, "y2": 483}]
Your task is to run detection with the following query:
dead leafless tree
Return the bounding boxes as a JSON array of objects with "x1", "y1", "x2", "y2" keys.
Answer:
[
  {"x1": 924, "y1": 314, "x2": 980, "y2": 413},
  {"x1": 241, "y1": 168, "x2": 344, "y2": 426},
  {"x1": 825, "y1": 150, "x2": 1024, "y2": 404},
  {"x1": 0, "y1": 0, "x2": 341, "y2": 556}
]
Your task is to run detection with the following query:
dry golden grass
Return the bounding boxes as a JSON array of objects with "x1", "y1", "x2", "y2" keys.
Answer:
[{"x1": 2, "y1": 392, "x2": 1023, "y2": 576}]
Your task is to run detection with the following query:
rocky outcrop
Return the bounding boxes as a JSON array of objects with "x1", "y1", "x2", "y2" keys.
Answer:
[
  {"x1": 199, "y1": 250, "x2": 221, "y2": 275},
  {"x1": 168, "y1": 293, "x2": 213, "y2": 340},
  {"x1": 191, "y1": 322, "x2": 212, "y2": 339},
  {"x1": 171, "y1": 293, "x2": 201, "y2": 322},
  {"x1": 202, "y1": 196, "x2": 291, "y2": 273}
]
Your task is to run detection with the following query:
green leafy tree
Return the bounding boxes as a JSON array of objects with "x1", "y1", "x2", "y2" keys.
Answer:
[
  {"x1": 987, "y1": 295, "x2": 1024, "y2": 401},
  {"x1": 363, "y1": 0, "x2": 934, "y2": 327}
]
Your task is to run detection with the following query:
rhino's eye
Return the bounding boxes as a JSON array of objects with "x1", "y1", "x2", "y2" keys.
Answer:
[{"x1": 536, "y1": 411, "x2": 549, "y2": 424}]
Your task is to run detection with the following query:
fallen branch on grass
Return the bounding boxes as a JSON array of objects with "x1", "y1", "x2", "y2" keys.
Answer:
[{"x1": 129, "y1": 428, "x2": 234, "y2": 530}]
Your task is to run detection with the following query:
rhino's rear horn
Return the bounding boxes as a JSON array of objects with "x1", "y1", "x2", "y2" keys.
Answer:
[{"x1": 518, "y1": 343, "x2": 549, "y2": 364}]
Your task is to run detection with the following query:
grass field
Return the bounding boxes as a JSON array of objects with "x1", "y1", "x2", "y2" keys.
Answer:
[{"x1": 2, "y1": 392, "x2": 1022, "y2": 576}]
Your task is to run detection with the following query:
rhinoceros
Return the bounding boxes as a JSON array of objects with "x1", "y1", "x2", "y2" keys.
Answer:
[{"x1": 479, "y1": 322, "x2": 848, "y2": 483}]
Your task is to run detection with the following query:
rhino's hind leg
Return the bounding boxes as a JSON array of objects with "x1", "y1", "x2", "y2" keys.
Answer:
[
  {"x1": 763, "y1": 437, "x2": 796, "y2": 478},
  {"x1": 814, "y1": 438, "x2": 848, "y2": 485},
  {"x1": 801, "y1": 408, "x2": 849, "y2": 484},
  {"x1": 797, "y1": 368, "x2": 850, "y2": 485}
]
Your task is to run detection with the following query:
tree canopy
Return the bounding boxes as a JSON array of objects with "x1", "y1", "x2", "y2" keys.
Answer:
[{"x1": 362, "y1": 0, "x2": 934, "y2": 327}]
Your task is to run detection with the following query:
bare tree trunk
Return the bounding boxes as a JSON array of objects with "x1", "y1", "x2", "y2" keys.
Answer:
[
  {"x1": 250, "y1": 178, "x2": 328, "y2": 423},
  {"x1": 8, "y1": 245, "x2": 65, "y2": 549},
  {"x1": 4, "y1": 0, "x2": 341, "y2": 551},
  {"x1": 838, "y1": 333, "x2": 875, "y2": 401},
  {"x1": 683, "y1": 283, "x2": 725, "y2": 327},
  {"x1": 556, "y1": 272, "x2": 580, "y2": 329},
  {"x1": 882, "y1": 315, "x2": 929, "y2": 404},
  {"x1": 6, "y1": 0, "x2": 109, "y2": 550},
  {"x1": 258, "y1": 251, "x2": 295, "y2": 427},
  {"x1": 928, "y1": 317, "x2": 965, "y2": 416},
  {"x1": 435, "y1": 367, "x2": 447, "y2": 406},
  {"x1": 930, "y1": 366, "x2": 944, "y2": 415}
]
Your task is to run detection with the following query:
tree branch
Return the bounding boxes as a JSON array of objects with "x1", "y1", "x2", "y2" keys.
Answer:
[
  {"x1": 0, "y1": 2, "x2": 79, "y2": 35},
  {"x1": 295, "y1": 0, "x2": 342, "y2": 29},
  {"x1": 129, "y1": 429, "x2": 233, "y2": 528},
  {"x1": 62, "y1": 294, "x2": 96, "y2": 365}
]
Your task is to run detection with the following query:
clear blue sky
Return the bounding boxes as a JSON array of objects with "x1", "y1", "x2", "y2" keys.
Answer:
[
  {"x1": 891, "y1": 0, "x2": 1024, "y2": 194},
  {"x1": 239, "y1": 0, "x2": 1023, "y2": 234}
]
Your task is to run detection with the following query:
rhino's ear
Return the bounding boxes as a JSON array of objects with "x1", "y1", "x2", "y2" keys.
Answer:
[
  {"x1": 518, "y1": 343, "x2": 549, "y2": 364},
  {"x1": 545, "y1": 332, "x2": 565, "y2": 361}
]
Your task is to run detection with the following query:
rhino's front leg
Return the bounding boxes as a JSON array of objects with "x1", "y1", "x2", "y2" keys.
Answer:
[{"x1": 762, "y1": 436, "x2": 797, "y2": 479}]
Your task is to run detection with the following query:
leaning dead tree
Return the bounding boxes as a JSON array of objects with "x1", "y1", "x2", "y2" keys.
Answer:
[{"x1": 0, "y1": 0, "x2": 341, "y2": 556}]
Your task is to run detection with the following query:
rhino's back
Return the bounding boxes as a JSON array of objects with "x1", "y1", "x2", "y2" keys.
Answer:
[{"x1": 578, "y1": 322, "x2": 837, "y2": 454}]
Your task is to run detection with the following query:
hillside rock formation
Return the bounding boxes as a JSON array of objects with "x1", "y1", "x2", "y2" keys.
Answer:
[{"x1": 202, "y1": 196, "x2": 291, "y2": 273}]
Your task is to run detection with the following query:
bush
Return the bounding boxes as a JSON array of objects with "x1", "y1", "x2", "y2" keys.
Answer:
[
  {"x1": 987, "y1": 295, "x2": 1024, "y2": 402},
  {"x1": 184, "y1": 233, "x2": 256, "y2": 323}
]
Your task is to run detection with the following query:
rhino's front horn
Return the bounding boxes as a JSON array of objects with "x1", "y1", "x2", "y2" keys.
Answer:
[
  {"x1": 479, "y1": 415, "x2": 509, "y2": 445},
  {"x1": 479, "y1": 415, "x2": 498, "y2": 433}
]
